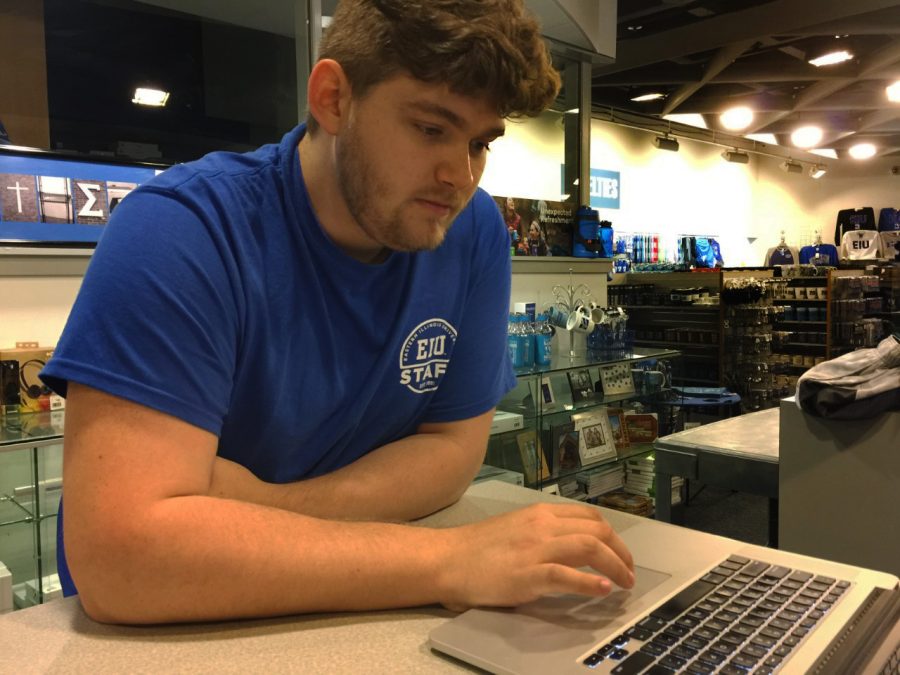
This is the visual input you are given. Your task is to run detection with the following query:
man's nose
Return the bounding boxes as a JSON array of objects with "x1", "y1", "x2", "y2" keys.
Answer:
[{"x1": 436, "y1": 145, "x2": 475, "y2": 191}]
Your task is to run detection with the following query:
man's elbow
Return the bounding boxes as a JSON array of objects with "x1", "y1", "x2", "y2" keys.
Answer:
[{"x1": 66, "y1": 528, "x2": 157, "y2": 625}]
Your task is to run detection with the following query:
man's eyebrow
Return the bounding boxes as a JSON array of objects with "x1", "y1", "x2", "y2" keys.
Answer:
[{"x1": 406, "y1": 101, "x2": 506, "y2": 138}]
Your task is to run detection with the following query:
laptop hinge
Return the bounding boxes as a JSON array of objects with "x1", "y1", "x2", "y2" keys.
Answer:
[{"x1": 810, "y1": 585, "x2": 900, "y2": 675}]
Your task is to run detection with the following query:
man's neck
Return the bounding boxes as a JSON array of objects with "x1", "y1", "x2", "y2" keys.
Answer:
[{"x1": 297, "y1": 135, "x2": 388, "y2": 264}]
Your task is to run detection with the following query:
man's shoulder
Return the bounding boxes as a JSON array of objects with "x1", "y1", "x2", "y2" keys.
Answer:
[
  {"x1": 148, "y1": 142, "x2": 284, "y2": 195},
  {"x1": 146, "y1": 125, "x2": 305, "y2": 196}
]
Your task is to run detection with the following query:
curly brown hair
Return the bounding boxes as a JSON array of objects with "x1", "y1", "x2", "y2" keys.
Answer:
[{"x1": 307, "y1": 0, "x2": 561, "y2": 132}]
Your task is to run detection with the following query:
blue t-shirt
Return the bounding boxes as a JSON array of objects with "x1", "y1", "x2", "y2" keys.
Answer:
[
  {"x1": 42, "y1": 124, "x2": 516, "y2": 590},
  {"x1": 799, "y1": 244, "x2": 839, "y2": 266},
  {"x1": 878, "y1": 207, "x2": 899, "y2": 232}
]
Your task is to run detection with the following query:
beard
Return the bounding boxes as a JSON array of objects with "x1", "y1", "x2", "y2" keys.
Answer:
[{"x1": 334, "y1": 119, "x2": 467, "y2": 253}]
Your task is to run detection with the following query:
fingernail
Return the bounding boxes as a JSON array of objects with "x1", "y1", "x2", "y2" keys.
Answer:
[{"x1": 628, "y1": 571, "x2": 636, "y2": 586}]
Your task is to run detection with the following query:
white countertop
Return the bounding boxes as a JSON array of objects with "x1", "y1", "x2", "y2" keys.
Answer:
[{"x1": 0, "y1": 481, "x2": 646, "y2": 674}]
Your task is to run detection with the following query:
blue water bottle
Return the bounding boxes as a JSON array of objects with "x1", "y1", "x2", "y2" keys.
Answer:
[
  {"x1": 534, "y1": 314, "x2": 553, "y2": 366},
  {"x1": 572, "y1": 206, "x2": 600, "y2": 258},
  {"x1": 599, "y1": 220, "x2": 614, "y2": 258}
]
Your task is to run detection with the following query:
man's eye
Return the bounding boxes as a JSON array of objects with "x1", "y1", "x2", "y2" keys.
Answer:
[
  {"x1": 471, "y1": 141, "x2": 492, "y2": 155},
  {"x1": 417, "y1": 125, "x2": 442, "y2": 137}
]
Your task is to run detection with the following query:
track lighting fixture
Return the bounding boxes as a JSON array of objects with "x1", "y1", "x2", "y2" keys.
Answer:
[
  {"x1": 809, "y1": 165, "x2": 827, "y2": 179},
  {"x1": 653, "y1": 135, "x2": 679, "y2": 152},
  {"x1": 722, "y1": 149, "x2": 750, "y2": 164},
  {"x1": 781, "y1": 160, "x2": 803, "y2": 174}
]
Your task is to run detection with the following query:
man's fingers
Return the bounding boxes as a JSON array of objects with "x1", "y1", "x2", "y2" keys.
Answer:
[
  {"x1": 529, "y1": 505, "x2": 635, "y2": 577},
  {"x1": 531, "y1": 562, "x2": 613, "y2": 599},
  {"x1": 540, "y1": 534, "x2": 635, "y2": 589}
]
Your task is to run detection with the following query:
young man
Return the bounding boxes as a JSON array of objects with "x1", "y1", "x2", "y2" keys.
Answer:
[{"x1": 41, "y1": 0, "x2": 634, "y2": 624}]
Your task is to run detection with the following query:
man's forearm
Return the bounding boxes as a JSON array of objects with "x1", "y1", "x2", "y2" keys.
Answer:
[{"x1": 211, "y1": 420, "x2": 490, "y2": 522}]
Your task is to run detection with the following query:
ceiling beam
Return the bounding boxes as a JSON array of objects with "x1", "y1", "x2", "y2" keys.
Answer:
[
  {"x1": 662, "y1": 40, "x2": 755, "y2": 115},
  {"x1": 746, "y1": 39, "x2": 900, "y2": 133},
  {"x1": 592, "y1": 0, "x2": 900, "y2": 76},
  {"x1": 819, "y1": 109, "x2": 900, "y2": 147}
]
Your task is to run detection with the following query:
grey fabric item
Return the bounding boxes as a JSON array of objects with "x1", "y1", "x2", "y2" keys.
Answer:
[{"x1": 796, "y1": 334, "x2": 900, "y2": 419}]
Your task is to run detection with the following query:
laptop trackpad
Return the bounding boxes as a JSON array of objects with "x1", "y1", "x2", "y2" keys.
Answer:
[{"x1": 516, "y1": 565, "x2": 672, "y2": 626}]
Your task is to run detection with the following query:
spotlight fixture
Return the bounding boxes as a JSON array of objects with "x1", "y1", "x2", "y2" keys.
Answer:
[
  {"x1": 809, "y1": 164, "x2": 828, "y2": 179},
  {"x1": 722, "y1": 149, "x2": 750, "y2": 164},
  {"x1": 132, "y1": 87, "x2": 170, "y2": 107},
  {"x1": 653, "y1": 135, "x2": 680, "y2": 152},
  {"x1": 781, "y1": 160, "x2": 803, "y2": 174},
  {"x1": 808, "y1": 50, "x2": 853, "y2": 67}
]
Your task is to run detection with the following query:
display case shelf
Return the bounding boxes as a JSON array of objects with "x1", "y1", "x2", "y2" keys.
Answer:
[
  {"x1": 0, "y1": 411, "x2": 64, "y2": 609},
  {"x1": 485, "y1": 348, "x2": 680, "y2": 500}
]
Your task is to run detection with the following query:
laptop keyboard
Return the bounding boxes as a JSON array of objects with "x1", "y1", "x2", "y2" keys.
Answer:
[{"x1": 581, "y1": 555, "x2": 851, "y2": 674}]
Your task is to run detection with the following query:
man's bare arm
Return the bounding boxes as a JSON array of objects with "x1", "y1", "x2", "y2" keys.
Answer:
[
  {"x1": 207, "y1": 410, "x2": 493, "y2": 522},
  {"x1": 63, "y1": 383, "x2": 634, "y2": 625}
]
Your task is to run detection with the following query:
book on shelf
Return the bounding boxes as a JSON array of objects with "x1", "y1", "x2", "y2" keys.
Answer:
[
  {"x1": 597, "y1": 490, "x2": 654, "y2": 517},
  {"x1": 575, "y1": 463, "x2": 625, "y2": 498}
]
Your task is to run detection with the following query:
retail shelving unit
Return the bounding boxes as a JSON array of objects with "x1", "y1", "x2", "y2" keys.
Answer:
[
  {"x1": 0, "y1": 411, "x2": 63, "y2": 611},
  {"x1": 608, "y1": 272, "x2": 723, "y2": 387},
  {"x1": 484, "y1": 347, "x2": 680, "y2": 505}
]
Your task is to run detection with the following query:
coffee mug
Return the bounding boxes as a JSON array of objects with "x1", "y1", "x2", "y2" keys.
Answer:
[
  {"x1": 566, "y1": 306, "x2": 595, "y2": 333},
  {"x1": 588, "y1": 302, "x2": 606, "y2": 325},
  {"x1": 546, "y1": 306, "x2": 569, "y2": 329}
]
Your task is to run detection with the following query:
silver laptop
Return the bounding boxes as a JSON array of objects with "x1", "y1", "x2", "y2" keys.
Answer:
[{"x1": 428, "y1": 482, "x2": 900, "y2": 674}]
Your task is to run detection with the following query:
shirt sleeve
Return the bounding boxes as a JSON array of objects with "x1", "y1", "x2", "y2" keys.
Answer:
[
  {"x1": 40, "y1": 186, "x2": 241, "y2": 435},
  {"x1": 420, "y1": 191, "x2": 517, "y2": 423}
]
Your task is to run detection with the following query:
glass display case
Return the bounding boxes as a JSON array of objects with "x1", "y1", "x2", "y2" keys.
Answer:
[
  {"x1": 484, "y1": 348, "x2": 680, "y2": 508},
  {"x1": 0, "y1": 411, "x2": 64, "y2": 611}
]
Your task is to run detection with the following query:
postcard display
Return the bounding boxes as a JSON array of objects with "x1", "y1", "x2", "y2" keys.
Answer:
[
  {"x1": 0, "y1": 148, "x2": 159, "y2": 245},
  {"x1": 483, "y1": 348, "x2": 681, "y2": 514}
]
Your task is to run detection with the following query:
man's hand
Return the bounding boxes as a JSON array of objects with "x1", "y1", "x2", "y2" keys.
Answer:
[{"x1": 435, "y1": 502, "x2": 635, "y2": 612}]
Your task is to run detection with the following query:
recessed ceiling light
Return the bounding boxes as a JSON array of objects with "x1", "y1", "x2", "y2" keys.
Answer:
[
  {"x1": 887, "y1": 81, "x2": 900, "y2": 103},
  {"x1": 809, "y1": 50, "x2": 853, "y2": 67},
  {"x1": 848, "y1": 143, "x2": 877, "y2": 160},
  {"x1": 631, "y1": 92, "x2": 665, "y2": 102},
  {"x1": 809, "y1": 165, "x2": 827, "y2": 179},
  {"x1": 720, "y1": 106, "x2": 754, "y2": 131},
  {"x1": 132, "y1": 87, "x2": 170, "y2": 107},
  {"x1": 627, "y1": 24, "x2": 643, "y2": 31},
  {"x1": 791, "y1": 126, "x2": 823, "y2": 148}
]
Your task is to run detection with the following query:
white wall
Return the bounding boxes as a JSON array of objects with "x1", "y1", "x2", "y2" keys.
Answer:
[
  {"x1": 589, "y1": 121, "x2": 758, "y2": 266},
  {"x1": 0, "y1": 276, "x2": 82, "y2": 349},
  {"x1": 753, "y1": 154, "x2": 899, "y2": 262}
]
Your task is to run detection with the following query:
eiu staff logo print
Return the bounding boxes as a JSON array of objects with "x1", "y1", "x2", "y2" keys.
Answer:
[{"x1": 399, "y1": 319, "x2": 457, "y2": 394}]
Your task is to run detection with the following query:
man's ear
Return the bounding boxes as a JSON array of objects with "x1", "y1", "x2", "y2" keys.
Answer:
[{"x1": 307, "y1": 59, "x2": 351, "y2": 136}]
